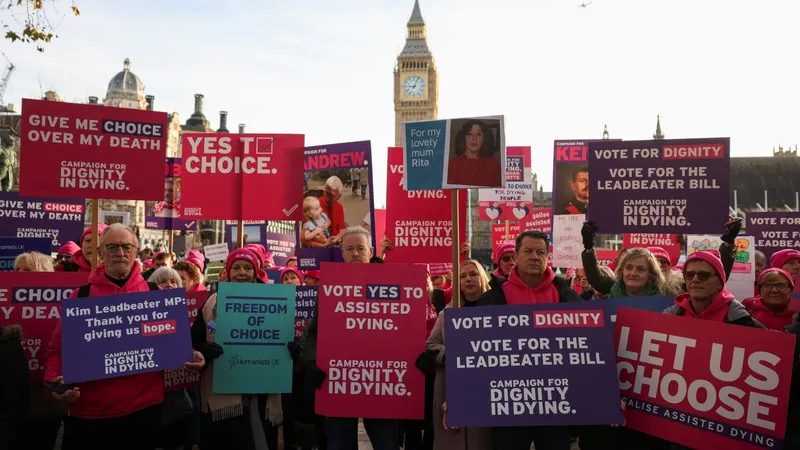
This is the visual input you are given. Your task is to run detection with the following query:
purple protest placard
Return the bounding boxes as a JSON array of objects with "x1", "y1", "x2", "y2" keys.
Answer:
[
  {"x1": 587, "y1": 138, "x2": 730, "y2": 234},
  {"x1": 746, "y1": 212, "x2": 800, "y2": 260},
  {"x1": 295, "y1": 286, "x2": 316, "y2": 341},
  {"x1": 60, "y1": 288, "x2": 193, "y2": 383},
  {"x1": 145, "y1": 158, "x2": 198, "y2": 231},
  {"x1": 0, "y1": 191, "x2": 86, "y2": 253},
  {"x1": 443, "y1": 302, "x2": 622, "y2": 428},
  {"x1": 265, "y1": 231, "x2": 296, "y2": 267},
  {"x1": 297, "y1": 141, "x2": 375, "y2": 270}
]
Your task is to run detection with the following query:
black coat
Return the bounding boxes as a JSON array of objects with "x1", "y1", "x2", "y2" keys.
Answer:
[{"x1": 0, "y1": 325, "x2": 30, "y2": 450}]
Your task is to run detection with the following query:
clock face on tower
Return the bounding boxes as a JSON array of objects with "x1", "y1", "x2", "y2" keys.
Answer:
[{"x1": 403, "y1": 75, "x2": 425, "y2": 97}]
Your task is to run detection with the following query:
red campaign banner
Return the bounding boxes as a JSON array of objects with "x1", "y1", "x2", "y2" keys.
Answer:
[
  {"x1": 315, "y1": 262, "x2": 427, "y2": 419},
  {"x1": 615, "y1": 308, "x2": 795, "y2": 450},
  {"x1": 163, "y1": 289, "x2": 208, "y2": 391},
  {"x1": 374, "y1": 209, "x2": 386, "y2": 242},
  {"x1": 180, "y1": 133, "x2": 305, "y2": 221},
  {"x1": 595, "y1": 249, "x2": 619, "y2": 266},
  {"x1": 0, "y1": 272, "x2": 87, "y2": 382},
  {"x1": 386, "y1": 147, "x2": 467, "y2": 272},
  {"x1": 623, "y1": 233, "x2": 682, "y2": 265},
  {"x1": 478, "y1": 146, "x2": 534, "y2": 221},
  {"x1": 19, "y1": 99, "x2": 168, "y2": 200}
]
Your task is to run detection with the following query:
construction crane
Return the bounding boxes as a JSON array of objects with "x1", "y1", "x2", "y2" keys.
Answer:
[{"x1": 0, "y1": 52, "x2": 15, "y2": 106}]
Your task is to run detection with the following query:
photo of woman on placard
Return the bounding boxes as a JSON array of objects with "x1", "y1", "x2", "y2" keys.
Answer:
[{"x1": 446, "y1": 119, "x2": 502, "y2": 187}]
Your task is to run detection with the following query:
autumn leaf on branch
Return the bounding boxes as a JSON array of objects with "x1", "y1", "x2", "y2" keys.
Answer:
[{"x1": 2, "y1": 0, "x2": 79, "y2": 51}]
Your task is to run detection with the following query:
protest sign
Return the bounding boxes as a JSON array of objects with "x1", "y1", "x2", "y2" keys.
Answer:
[
  {"x1": 385, "y1": 147, "x2": 467, "y2": 271},
  {"x1": 552, "y1": 214, "x2": 584, "y2": 269},
  {"x1": 294, "y1": 286, "x2": 316, "y2": 341},
  {"x1": 213, "y1": 282, "x2": 295, "y2": 393},
  {"x1": 443, "y1": 302, "x2": 623, "y2": 427},
  {"x1": 0, "y1": 272, "x2": 87, "y2": 381},
  {"x1": 145, "y1": 158, "x2": 197, "y2": 231},
  {"x1": 164, "y1": 289, "x2": 208, "y2": 391},
  {"x1": 588, "y1": 138, "x2": 730, "y2": 234},
  {"x1": 594, "y1": 249, "x2": 619, "y2": 266},
  {"x1": 225, "y1": 221, "x2": 266, "y2": 249},
  {"x1": 298, "y1": 141, "x2": 375, "y2": 270},
  {"x1": 265, "y1": 230, "x2": 296, "y2": 267},
  {"x1": 623, "y1": 233, "x2": 682, "y2": 265},
  {"x1": 0, "y1": 237, "x2": 52, "y2": 271},
  {"x1": 688, "y1": 235, "x2": 756, "y2": 301},
  {"x1": 596, "y1": 295, "x2": 676, "y2": 322},
  {"x1": 552, "y1": 140, "x2": 600, "y2": 219},
  {"x1": 316, "y1": 262, "x2": 427, "y2": 419},
  {"x1": 374, "y1": 208, "x2": 386, "y2": 244},
  {"x1": 180, "y1": 133, "x2": 305, "y2": 221},
  {"x1": 478, "y1": 146, "x2": 533, "y2": 221},
  {"x1": 99, "y1": 210, "x2": 129, "y2": 226},
  {"x1": 403, "y1": 116, "x2": 506, "y2": 190},
  {"x1": 0, "y1": 192, "x2": 85, "y2": 253},
  {"x1": 746, "y1": 212, "x2": 800, "y2": 260},
  {"x1": 61, "y1": 288, "x2": 193, "y2": 383},
  {"x1": 20, "y1": 98, "x2": 168, "y2": 200},
  {"x1": 615, "y1": 307, "x2": 795, "y2": 450},
  {"x1": 792, "y1": 278, "x2": 800, "y2": 312},
  {"x1": 490, "y1": 209, "x2": 552, "y2": 255},
  {"x1": 203, "y1": 243, "x2": 229, "y2": 262}
]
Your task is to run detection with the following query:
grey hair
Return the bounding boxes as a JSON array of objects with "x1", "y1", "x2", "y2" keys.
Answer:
[
  {"x1": 100, "y1": 223, "x2": 140, "y2": 248},
  {"x1": 341, "y1": 226, "x2": 371, "y2": 243},
  {"x1": 14, "y1": 252, "x2": 55, "y2": 272},
  {"x1": 325, "y1": 176, "x2": 343, "y2": 191},
  {"x1": 148, "y1": 267, "x2": 183, "y2": 288}
]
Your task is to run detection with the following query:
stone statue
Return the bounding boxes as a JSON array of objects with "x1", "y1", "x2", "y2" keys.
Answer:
[{"x1": 0, "y1": 133, "x2": 16, "y2": 192}]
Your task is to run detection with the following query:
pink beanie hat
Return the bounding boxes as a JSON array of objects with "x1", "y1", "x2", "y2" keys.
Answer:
[
  {"x1": 186, "y1": 249, "x2": 205, "y2": 272},
  {"x1": 280, "y1": 266, "x2": 305, "y2": 284},
  {"x1": 494, "y1": 242, "x2": 515, "y2": 265},
  {"x1": 58, "y1": 241, "x2": 80, "y2": 256},
  {"x1": 304, "y1": 270, "x2": 321, "y2": 280},
  {"x1": 757, "y1": 267, "x2": 795, "y2": 290},
  {"x1": 648, "y1": 247, "x2": 671, "y2": 264},
  {"x1": 80, "y1": 224, "x2": 108, "y2": 244},
  {"x1": 225, "y1": 248, "x2": 260, "y2": 277},
  {"x1": 770, "y1": 249, "x2": 800, "y2": 270},
  {"x1": 685, "y1": 249, "x2": 727, "y2": 284}
]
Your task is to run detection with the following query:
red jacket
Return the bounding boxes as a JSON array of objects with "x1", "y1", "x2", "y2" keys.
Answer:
[
  {"x1": 502, "y1": 267, "x2": 559, "y2": 305},
  {"x1": 742, "y1": 297, "x2": 793, "y2": 331},
  {"x1": 44, "y1": 264, "x2": 165, "y2": 419}
]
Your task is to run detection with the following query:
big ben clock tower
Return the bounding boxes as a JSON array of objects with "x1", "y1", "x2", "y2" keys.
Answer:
[{"x1": 394, "y1": 0, "x2": 439, "y2": 146}]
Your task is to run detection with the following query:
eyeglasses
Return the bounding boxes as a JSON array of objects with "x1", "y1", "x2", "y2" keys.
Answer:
[
  {"x1": 500, "y1": 255, "x2": 514, "y2": 263},
  {"x1": 104, "y1": 244, "x2": 136, "y2": 254},
  {"x1": 683, "y1": 271, "x2": 717, "y2": 281},
  {"x1": 760, "y1": 283, "x2": 789, "y2": 291}
]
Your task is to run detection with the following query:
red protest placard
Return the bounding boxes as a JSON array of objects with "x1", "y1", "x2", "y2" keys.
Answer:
[
  {"x1": 180, "y1": 133, "x2": 305, "y2": 221},
  {"x1": 316, "y1": 262, "x2": 427, "y2": 419},
  {"x1": 0, "y1": 272, "x2": 88, "y2": 381},
  {"x1": 489, "y1": 209, "x2": 552, "y2": 256},
  {"x1": 386, "y1": 147, "x2": 466, "y2": 272},
  {"x1": 164, "y1": 290, "x2": 208, "y2": 391},
  {"x1": 20, "y1": 98, "x2": 168, "y2": 200},
  {"x1": 615, "y1": 308, "x2": 795, "y2": 450},
  {"x1": 623, "y1": 233, "x2": 682, "y2": 265},
  {"x1": 478, "y1": 146, "x2": 534, "y2": 221},
  {"x1": 595, "y1": 249, "x2": 619, "y2": 266}
]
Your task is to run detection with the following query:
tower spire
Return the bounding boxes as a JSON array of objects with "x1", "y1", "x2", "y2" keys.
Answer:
[
  {"x1": 653, "y1": 115, "x2": 664, "y2": 140},
  {"x1": 408, "y1": 0, "x2": 424, "y2": 26},
  {"x1": 602, "y1": 124, "x2": 609, "y2": 140}
]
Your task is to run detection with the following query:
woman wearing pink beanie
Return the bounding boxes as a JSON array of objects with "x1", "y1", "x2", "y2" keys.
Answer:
[
  {"x1": 770, "y1": 248, "x2": 800, "y2": 282},
  {"x1": 55, "y1": 224, "x2": 107, "y2": 272}
]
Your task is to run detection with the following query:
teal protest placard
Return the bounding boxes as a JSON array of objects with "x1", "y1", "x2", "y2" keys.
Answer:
[{"x1": 213, "y1": 282, "x2": 296, "y2": 394}]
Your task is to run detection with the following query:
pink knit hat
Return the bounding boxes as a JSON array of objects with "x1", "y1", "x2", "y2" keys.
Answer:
[
  {"x1": 186, "y1": 249, "x2": 205, "y2": 272},
  {"x1": 280, "y1": 266, "x2": 305, "y2": 284},
  {"x1": 80, "y1": 224, "x2": 108, "y2": 244},
  {"x1": 757, "y1": 267, "x2": 795, "y2": 290},
  {"x1": 304, "y1": 270, "x2": 321, "y2": 281},
  {"x1": 142, "y1": 259, "x2": 154, "y2": 269},
  {"x1": 58, "y1": 241, "x2": 80, "y2": 256},
  {"x1": 770, "y1": 249, "x2": 800, "y2": 270},
  {"x1": 648, "y1": 247, "x2": 671, "y2": 264},
  {"x1": 225, "y1": 248, "x2": 260, "y2": 277},
  {"x1": 244, "y1": 244, "x2": 267, "y2": 269},
  {"x1": 685, "y1": 250, "x2": 726, "y2": 284},
  {"x1": 494, "y1": 242, "x2": 515, "y2": 265}
]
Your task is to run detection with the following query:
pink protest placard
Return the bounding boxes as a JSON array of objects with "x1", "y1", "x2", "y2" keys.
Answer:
[
  {"x1": 315, "y1": 262, "x2": 427, "y2": 419},
  {"x1": 180, "y1": 133, "x2": 305, "y2": 221},
  {"x1": 623, "y1": 233, "x2": 682, "y2": 265},
  {"x1": 386, "y1": 147, "x2": 467, "y2": 271},
  {"x1": 615, "y1": 308, "x2": 795, "y2": 450},
  {"x1": 478, "y1": 146, "x2": 534, "y2": 221},
  {"x1": 163, "y1": 290, "x2": 208, "y2": 391},
  {"x1": 0, "y1": 272, "x2": 88, "y2": 381},
  {"x1": 20, "y1": 98, "x2": 168, "y2": 200}
]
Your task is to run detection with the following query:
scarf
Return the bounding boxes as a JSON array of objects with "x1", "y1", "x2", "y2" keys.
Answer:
[
  {"x1": 674, "y1": 289, "x2": 734, "y2": 322},
  {"x1": 200, "y1": 294, "x2": 283, "y2": 425},
  {"x1": 609, "y1": 280, "x2": 662, "y2": 299}
]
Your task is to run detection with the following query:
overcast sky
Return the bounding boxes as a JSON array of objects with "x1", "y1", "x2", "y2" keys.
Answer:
[{"x1": 4, "y1": 0, "x2": 799, "y2": 207}]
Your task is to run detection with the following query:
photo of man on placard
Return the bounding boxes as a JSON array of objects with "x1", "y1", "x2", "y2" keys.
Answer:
[{"x1": 556, "y1": 163, "x2": 589, "y2": 215}]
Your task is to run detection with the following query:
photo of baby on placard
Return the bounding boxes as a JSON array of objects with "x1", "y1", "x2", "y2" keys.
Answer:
[{"x1": 446, "y1": 118, "x2": 503, "y2": 187}]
